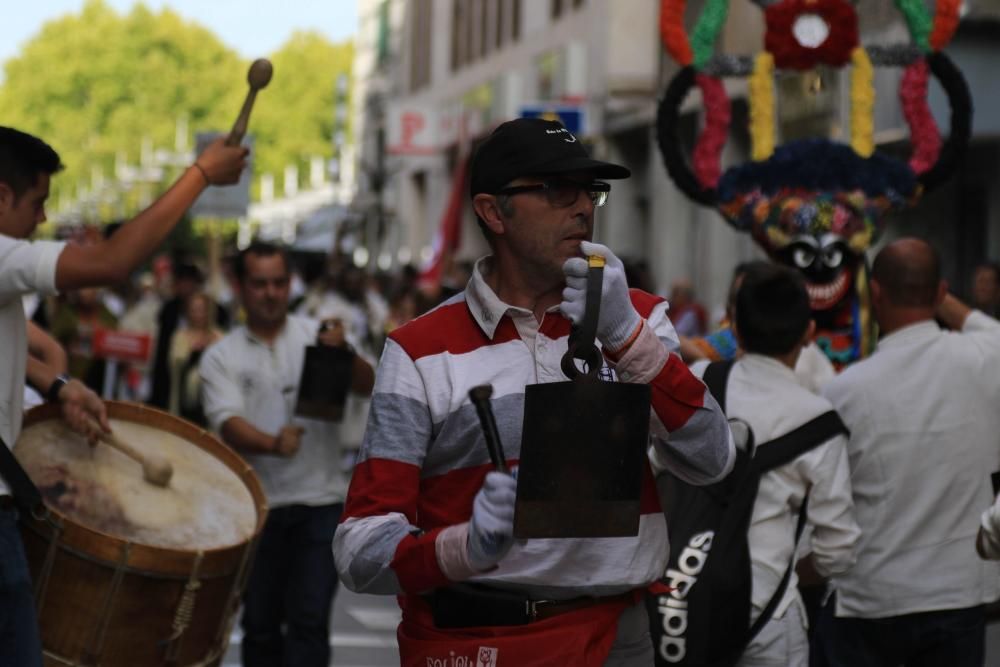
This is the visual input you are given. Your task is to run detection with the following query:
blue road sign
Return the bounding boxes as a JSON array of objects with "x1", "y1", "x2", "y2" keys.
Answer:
[{"x1": 519, "y1": 105, "x2": 585, "y2": 135}]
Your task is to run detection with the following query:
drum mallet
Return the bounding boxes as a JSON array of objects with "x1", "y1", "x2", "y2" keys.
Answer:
[
  {"x1": 86, "y1": 418, "x2": 173, "y2": 488},
  {"x1": 468, "y1": 385, "x2": 509, "y2": 474},
  {"x1": 226, "y1": 58, "x2": 273, "y2": 146}
]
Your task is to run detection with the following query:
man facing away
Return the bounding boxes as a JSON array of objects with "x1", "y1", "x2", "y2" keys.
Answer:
[
  {"x1": 199, "y1": 241, "x2": 374, "y2": 667},
  {"x1": 0, "y1": 125, "x2": 247, "y2": 666},
  {"x1": 690, "y1": 263, "x2": 859, "y2": 666},
  {"x1": 333, "y1": 117, "x2": 734, "y2": 666},
  {"x1": 818, "y1": 237, "x2": 1000, "y2": 666}
]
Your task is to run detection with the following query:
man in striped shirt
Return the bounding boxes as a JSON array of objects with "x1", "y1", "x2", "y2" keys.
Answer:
[{"x1": 334, "y1": 118, "x2": 734, "y2": 666}]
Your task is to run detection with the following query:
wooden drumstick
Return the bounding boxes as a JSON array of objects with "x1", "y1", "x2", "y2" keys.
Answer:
[
  {"x1": 86, "y1": 418, "x2": 173, "y2": 488},
  {"x1": 226, "y1": 58, "x2": 273, "y2": 147}
]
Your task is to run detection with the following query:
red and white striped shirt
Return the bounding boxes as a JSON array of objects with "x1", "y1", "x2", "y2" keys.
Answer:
[{"x1": 334, "y1": 259, "x2": 734, "y2": 606}]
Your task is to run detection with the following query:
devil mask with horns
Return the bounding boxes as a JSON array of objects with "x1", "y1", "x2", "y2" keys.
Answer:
[{"x1": 657, "y1": 0, "x2": 972, "y2": 367}]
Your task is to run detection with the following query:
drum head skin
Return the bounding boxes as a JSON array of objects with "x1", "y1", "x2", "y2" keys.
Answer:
[{"x1": 16, "y1": 417, "x2": 256, "y2": 550}]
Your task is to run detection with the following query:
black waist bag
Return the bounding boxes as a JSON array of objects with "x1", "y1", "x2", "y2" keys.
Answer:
[
  {"x1": 647, "y1": 360, "x2": 848, "y2": 667},
  {"x1": 426, "y1": 583, "x2": 532, "y2": 628}
]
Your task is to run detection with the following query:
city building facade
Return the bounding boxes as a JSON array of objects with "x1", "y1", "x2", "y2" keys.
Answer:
[{"x1": 350, "y1": 0, "x2": 1000, "y2": 313}]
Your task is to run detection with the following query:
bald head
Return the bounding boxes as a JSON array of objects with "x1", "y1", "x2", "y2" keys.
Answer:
[{"x1": 871, "y1": 238, "x2": 941, "y2": 308}]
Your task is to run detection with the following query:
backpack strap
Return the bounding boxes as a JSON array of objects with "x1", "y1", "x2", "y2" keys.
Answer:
[
  {"x1": 0, "y1": 435, "x2": 44, "y2": 516},
  {"x1": 754, "y1": 411, "x2": 848, "y2": 474},
  {"x1": 702, "y1": 359, "x2": 735, "y2": 412},
  {"x1": 740, "y1": 492, "x2": 811, "y2": 653},
  {"x1": 737, "y1": 411, "x2": 849, "y2": 654}
]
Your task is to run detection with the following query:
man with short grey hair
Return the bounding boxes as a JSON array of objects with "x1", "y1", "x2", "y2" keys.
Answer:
[{"x1": 334, "y1": 117, "x2": 734, "y2": 665}]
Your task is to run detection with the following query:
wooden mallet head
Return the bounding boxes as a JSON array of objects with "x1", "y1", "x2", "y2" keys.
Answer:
[{"x1": 226, "y1": 58, "x2": 273, "y2": 147}]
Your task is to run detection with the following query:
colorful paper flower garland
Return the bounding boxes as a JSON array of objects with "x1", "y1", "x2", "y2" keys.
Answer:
[
  {"x1": 655, "y1": 0, "x2": 973, "y2": 238},
  {"x1": 654, "y1": 0, "x2": 973, "y2": 368}
]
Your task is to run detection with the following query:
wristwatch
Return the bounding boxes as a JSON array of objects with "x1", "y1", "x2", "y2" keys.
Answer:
[{"x1": 46, "y1": 374, "x2": 70, "y2": 403}]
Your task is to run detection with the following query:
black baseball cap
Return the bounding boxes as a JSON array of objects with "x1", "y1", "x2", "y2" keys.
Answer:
[{"x1": 469, "y1": 118, "x2": 631, "y2": 198}]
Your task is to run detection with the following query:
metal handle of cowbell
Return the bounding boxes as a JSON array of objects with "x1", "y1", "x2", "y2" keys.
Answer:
[{"x1": 561, "y1": 254, "x2": 605, "y2": 380}]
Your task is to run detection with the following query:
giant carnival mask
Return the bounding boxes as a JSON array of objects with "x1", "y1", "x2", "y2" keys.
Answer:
[{"x1": 657, "y1": 0, "x2": 972, "y2": 367}]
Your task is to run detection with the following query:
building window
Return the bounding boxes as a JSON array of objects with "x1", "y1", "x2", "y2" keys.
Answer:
[
  {"x1": 480, "y1": 0, "x2": 491, "y2": 59},
  {"x1": 552, "y1": 0, "x2": 584, "y2": 20},
  {"x1": 451, "y1": 0, "x2": 521, "y2": 72},
  {"x1": 410, "y1": 0, "x2": 432, "y2": 91},
  {"x1": 451, "y1": 0, "x2": 466, "y2": 71},
  {"x1": 376, "y1": 0, "x2": 391, "y2": 68}
]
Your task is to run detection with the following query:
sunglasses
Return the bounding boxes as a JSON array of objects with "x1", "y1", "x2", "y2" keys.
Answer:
[{"x1": 495, "y1": 179, "x2": 611, "y2": 208}]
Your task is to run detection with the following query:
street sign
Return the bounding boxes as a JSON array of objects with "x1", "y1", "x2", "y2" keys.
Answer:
[
  {"x1": 190, "y1": 132, "x2": 253, "y2": 218},
  {"x1": 386, "y1": 104, "x2": 439, "y2": 155},
  {"x1": 519, "y1": 105, "x2": 586, "y2": 135}
]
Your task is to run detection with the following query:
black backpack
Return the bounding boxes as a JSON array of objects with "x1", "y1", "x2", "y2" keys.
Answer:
[{"x1": 646, "y1": 360, "x2": 848, "y2": 667}]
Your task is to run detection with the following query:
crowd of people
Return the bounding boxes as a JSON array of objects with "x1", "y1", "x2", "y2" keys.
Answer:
[{"x1": 3, "y1": 115, "x2": 1000, "y2": 667}]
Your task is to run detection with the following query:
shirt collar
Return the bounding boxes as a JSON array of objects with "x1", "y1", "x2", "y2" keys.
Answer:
[
  {"x1": 242, "y1": 319, "x2": 290, "y2": 347},
  {"x1": 466, "y1": 256, "x2": 539, "y2": 339},
  {"x1": 876, "y1": 319, "x2": 940, "y2": 350},
  {"x1": 739, "y1": 352, "x2": 799, "y2": 383}
]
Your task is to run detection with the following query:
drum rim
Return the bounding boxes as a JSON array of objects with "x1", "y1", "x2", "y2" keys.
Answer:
[{"x1": 16, "y1": 400, "x2": 268, "y2": 576}]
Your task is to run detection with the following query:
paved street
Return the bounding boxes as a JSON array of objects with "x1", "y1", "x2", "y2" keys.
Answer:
[{"x1": 221, "y1": 585, "x2": 400, "y2": 666}]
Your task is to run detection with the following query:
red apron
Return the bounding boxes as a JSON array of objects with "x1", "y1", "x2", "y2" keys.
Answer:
[{"x1": 396, "y1": 592, "x2": 638, "y2": 667}]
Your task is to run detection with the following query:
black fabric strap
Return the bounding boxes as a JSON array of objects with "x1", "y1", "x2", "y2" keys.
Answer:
[
  {"x1": 738, "y1": 412, "x2": 848, "y2": 652},
  {"x1": 743, "y1": 493, "x2": 811, "y2": 649},
  {"x1": 0, "y1": 435, "x2": 43, "y2": 515},
  {"x1": 754, "y1": 411, "x2": 849, "y2": 474},
  {"x1": 702, "y1": 359, "x2": 735, "y2": 412}
]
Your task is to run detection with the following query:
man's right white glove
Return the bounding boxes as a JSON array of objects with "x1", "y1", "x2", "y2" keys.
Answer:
[
  {"x1": 561, "y1": 241, "x2": 642, "y2": 354},
  {"x1": 467, "y1": 471, "x2": 517, "y2": 571}
]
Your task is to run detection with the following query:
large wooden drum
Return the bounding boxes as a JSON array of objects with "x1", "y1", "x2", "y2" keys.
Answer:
[{"x1": 13, "y1": 401, "x2": 267, "y2": 667}]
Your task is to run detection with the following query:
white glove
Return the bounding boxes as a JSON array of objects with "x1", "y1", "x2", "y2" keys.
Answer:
[
  {"x1": 980, "y1": 500, "x2": 1000, "y2": 560},
  {"x1": 467, "y1": 471, "x2": 517, "y2": 571},
  {"x1": 561, "y1": 241, "x2": 643, "y2": 352}
]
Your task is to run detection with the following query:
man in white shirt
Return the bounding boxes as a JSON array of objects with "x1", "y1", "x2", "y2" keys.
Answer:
[
  {"x1": 0, "y1": 126, "x2": 247, "y2": 666},
  {"x1": 199, "y1": 242, "x2": 374, "y2": 667},
  {"x1": 692, "y1": 263, "x2": 859, "y2": 666},
  {"x1": 819, "y1": 237, "x2": 1000, "y2": 666}
]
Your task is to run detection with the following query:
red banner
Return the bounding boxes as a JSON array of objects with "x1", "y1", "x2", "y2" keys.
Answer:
[
  {"x1": 92, "y1": 329, "x2": 152, "y2": 364},
  {"x1": 418, "y1": 156, "x2": 470, "y2": 291}
]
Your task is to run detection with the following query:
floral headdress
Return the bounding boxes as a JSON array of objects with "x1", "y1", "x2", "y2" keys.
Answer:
[{"x1": 656, "y1": 0, "x2": 972, "y2": 364}]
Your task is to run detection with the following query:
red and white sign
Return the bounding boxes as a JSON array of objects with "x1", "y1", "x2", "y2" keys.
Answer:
[
  {"x1": 386, "y1": 104, "x2": 485, "y2": 156},
  {"x1": 387, "y1": 105, "x2": 438, "y2": 156},
  {"x1": 92, "y1": 329, "x2": 152, "y2": 364}
]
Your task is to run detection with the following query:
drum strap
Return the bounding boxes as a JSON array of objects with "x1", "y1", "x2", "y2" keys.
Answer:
[{"x1": 0, "y1": 435, "x2": 44, "y2": 515}]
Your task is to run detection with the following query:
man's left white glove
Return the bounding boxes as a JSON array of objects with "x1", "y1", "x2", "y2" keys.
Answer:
[
  {"x1": 467, "y1": 471, "x2": 517, "y2": 571},
  {"x1": 561, "y1": 241, "x2": 642, "y2": 353}
]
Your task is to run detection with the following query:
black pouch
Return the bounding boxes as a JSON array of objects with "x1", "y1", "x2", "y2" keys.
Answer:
[{"x1": 426, "y1": 583, "x2": 530, "y2": 628}]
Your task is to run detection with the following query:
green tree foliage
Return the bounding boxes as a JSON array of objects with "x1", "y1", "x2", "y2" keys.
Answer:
[
  {"x1": 0, "y1": 0, "x2": 243, "y2": 215},
  {"x1": 0, "y1": 0, "x2": 352, "y2": 224},
  {"x1": 252, "y1": 32, "x2": 353, "y2": 191}
]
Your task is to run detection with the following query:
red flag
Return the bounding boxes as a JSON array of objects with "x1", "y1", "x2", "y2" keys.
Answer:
[{"x1": 418, "y1": 156, "x2": 469, "y2": 291}]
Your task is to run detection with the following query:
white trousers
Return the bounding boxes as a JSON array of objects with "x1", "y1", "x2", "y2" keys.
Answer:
[{"x1": 737, "y1": 596, "x2": 810, "y2": 667}]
